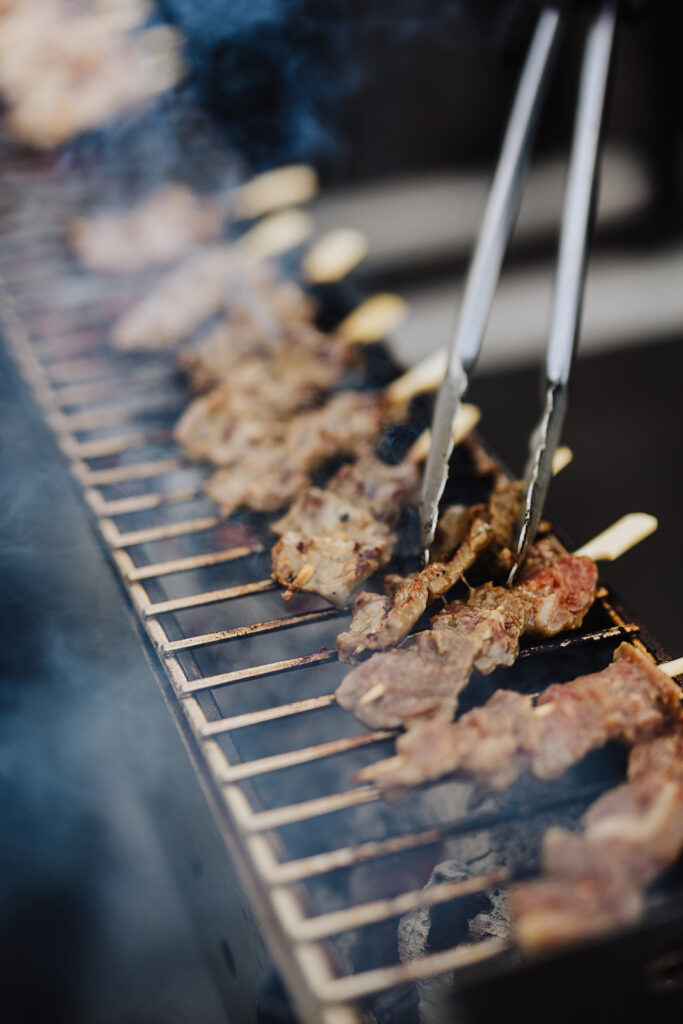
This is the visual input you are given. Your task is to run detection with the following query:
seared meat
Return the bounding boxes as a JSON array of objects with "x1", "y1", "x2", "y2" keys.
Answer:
[
  {"x1": 337, "y1": 587, "x2": 532, "y2": 730},
  {"x1": 338, "y1": 544, "x2": 597, "y2": 733},
  {"x1": 113, "y1": 247, "x2": 312, "y2": 351},
  {"x1": 510, "y1": 728, "x2": 683, "y2": 951},
  {"x1": 337, "y1": 517, "x2": 493, "y2": 661},
  {"x1": 360, "y1": 644, "x2": 681, "y2": 793},
  {"x1": 270, "y1": 452, "x2": 419, "y2": 608},
  {"x1": 204, "y1": 391, "x2": 387, "y2": 517},
  {"x1": 337, "y1": 476, "x2": 522, "y2": 662},
  {"x1": 112, "y1": 246, "x2": 238, "y2": 351},
  {"x1": 0, "y1": 3, "x2": 181, "y2": 148},
  {"x1": 179, "y1": 285, "x2": 316, "y2": 392},
  {"x1": 175, "y1": 331, "x2": 352, "y2": 462},
  {"x1": 68, "y1": 184, "x2": 224, "y2": 273}
]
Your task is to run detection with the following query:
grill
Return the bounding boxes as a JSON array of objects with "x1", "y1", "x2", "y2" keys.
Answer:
[{"x1": 3, "y1": 156, "x2": 683, "y2": 1024}]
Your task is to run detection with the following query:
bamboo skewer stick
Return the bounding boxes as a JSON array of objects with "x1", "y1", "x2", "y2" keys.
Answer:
[
  {"x1": 233, "y1": 165, "x2": 319, "y2": 220},
  {"x1": 336, "y1": 293, "x2": 409, "y2": 346},
  {"x1": 302, "y1": 228, "x2": 369, "y2": 285},
  {"x1": 574, "y1": 513, "x2": 658, "y2": 561},
  {"x1": 405, "y1": 404, "x2": 482, "y2": 464},
  {"x1": 238, "y1": 208, "x2": 314, "y2": 261}
]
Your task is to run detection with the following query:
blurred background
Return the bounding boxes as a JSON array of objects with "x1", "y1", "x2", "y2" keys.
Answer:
[{"x1": 2, "y1": 2, "x2": 683, "y2": 1022}]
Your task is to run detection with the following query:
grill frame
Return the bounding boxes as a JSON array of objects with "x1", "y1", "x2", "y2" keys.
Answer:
[{"x1": 1, "y1": 172, "x2": 680, "y2": 1024}]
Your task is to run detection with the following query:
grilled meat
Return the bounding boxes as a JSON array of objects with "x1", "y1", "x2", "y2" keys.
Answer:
[
  {"x1": 337, "y1": 517, "x2": 494, "y2": 661},
  {"x1": 112, "y1": 248, "x2": 311, "y2": 351},
  {"x1": 68, "y1": 184, "x2": 224, "y2": 273},
  {"x1": 338, "y1": 543, "x2": 597, "y2": 732},
  {"x1": 337, "y1": 477, "x2": 524, "y2": 662},
  {"x1": 0, "y1": 3, "x2": 181, "y2": 148},
  {"x1": 112, "y1": 246, "x2": 238, "y2": 351},
  {"x1": 179, "y1": 285, "x2": 316, "y2": 392},
  {"x1": 360, "y1": 643, "x2": 680, "y2": 794},
  {"x1": 270, "y1": 452, "x2": 420, "y2": 608},
  {"x1": 204, "y1": 391, "x2": 388, "y2": 516},
  {"x1": 510, "y1": 728, "x2": 683, "y2": 951},
  {"x1": 175, "y1": 329, "x2": 352, "y2": 462},
  {"x1": 337, "y1": 589, "x2": 532, "y2": 731}
]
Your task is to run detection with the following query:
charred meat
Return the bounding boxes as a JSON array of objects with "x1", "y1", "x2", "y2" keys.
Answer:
[
  {"x1": 112, "y1": 249, "x2": 311, "y2": 351},
  {"x1": 0, "y1": 3, "x2": 181, "y2": 149},
  {"x1": 175, "y1": 328, "x2": 353, "y2": 462}
]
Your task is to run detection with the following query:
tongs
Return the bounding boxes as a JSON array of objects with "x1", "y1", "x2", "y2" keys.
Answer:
[{"x1": 419, "y1": 1, "x2": 617, "y2": 581}]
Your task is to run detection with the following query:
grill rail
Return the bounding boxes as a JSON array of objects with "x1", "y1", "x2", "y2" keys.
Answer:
[{"x1": 0, "y1": 172, "x2": 672, "y2": 1024}]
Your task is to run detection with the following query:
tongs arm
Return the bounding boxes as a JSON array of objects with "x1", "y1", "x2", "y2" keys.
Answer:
[
  {"x1": 508, "y1": 0, "x2": 618, "y2": 584},
  {"x1": 419, "y1": 7, "x2": 563, "y2": 562}
]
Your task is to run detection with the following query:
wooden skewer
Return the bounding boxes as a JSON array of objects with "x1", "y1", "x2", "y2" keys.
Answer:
[
  {"x1": 302, "y1": 228, "x2": 369, "y2": 285},
  {"x1": 405, "y1": 404, "x2": 482, "y2": 464},
  {"x1": 349, "y1": 512, "x2": 664, "y2": 708},
  {"x1": 336, "y1": 293, "x2": 409, "y2": 346},
  {"x1": 238, "y1": 209, "x2": 314, "y2": 261},
  {"x1": 574, "y1": 513, "x2": 658, "y2": 562},
  {"x1": 551, "y1": 445, "x2": 573, "y2": 475},
  {"x1": 233, "y1": 165, "x2": 319, "y2": 220},
  {"x1": 660, "y1": 658, "x2": 683, "y2": 678},
  {"x1": 385, "y1": 347, "x2": 447, "y2": 406}
]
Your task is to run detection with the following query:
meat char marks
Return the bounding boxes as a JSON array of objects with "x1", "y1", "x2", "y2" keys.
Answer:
[
  {"x1": 510, "y1": 727, "x2": 683, "y2": 951},
  {"x1": 337, "y1": 476, "x2": 522, "y2": 661},
  {"x1": 271, "y1": 451, "x2": 419, "y2": 608},
  {"x1": 359, "y1": 644, "x2": 681, "y2": 793},
  {"x1": 337, "y1": 540, "x2": 597, "y2": 732}
]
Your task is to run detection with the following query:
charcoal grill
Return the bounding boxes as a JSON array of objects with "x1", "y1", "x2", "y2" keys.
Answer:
[{"x1": 2, "y1": 156, "x2": 683, "y2": 1024}]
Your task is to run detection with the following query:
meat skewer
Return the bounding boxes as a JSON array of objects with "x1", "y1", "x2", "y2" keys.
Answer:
[
  {"x1": 358, "y1": 643, "x2": 681, "y2": 794},
  {"x1": 338, "y1": 537, "x2": 599, "y2": 732},
  {"x1": 337, "y1": 473, "x2": 522, "y2": 662},
  {"x1": 197, "y1": 342, "x2": 452, "y2": 518},
  {"x1": 510, "y1": 717, "x2": 683, "y2": 951},
  {"x1": 111, "y1": 209, "x2": 314, "y2": 351},
  {"x1": 269, "y1": 407, "x2": 480, "y2": 609},
  {"x1": 270, "y1": 448, "x2": 421, "y2": 609},
  {"x1": 337, "y1": 445, "x2": 577, "y2": 663}
]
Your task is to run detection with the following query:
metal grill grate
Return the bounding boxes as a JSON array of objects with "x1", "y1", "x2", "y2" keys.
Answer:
[{"x1": 0, "y1": 166, "x2": 673, "y2": 1024}]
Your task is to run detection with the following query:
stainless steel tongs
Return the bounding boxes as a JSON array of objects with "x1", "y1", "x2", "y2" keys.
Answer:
[{"x1": 419, "y1": 1, "x2": 617, "y2": 581}]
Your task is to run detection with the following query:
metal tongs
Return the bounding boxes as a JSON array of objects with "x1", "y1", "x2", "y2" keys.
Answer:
[{"x1": 419, "y1": 1, "x2": 617, "y2": 581}]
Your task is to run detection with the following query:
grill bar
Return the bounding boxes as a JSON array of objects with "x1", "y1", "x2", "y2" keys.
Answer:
[
  {"x1": 126, "y1": 544, "x2": 263, "y2": 581},
  {"x1": 221, "y1": 730, "x2": 394, "y2": 783},
  {"x1": 284, "y1": 868, "x2": 509, "y2": 942},
  {"x1": 101, "y1": 514, "x2": 221, "y2": 548},
  {"x1": 179, "y1": 650, "x2": 338, "y2": 694},
  {"x1": 145, "y1": 579, "x2": 277, "y2": 617},
  {"x1": 163, "y1": 608, "x2": 345, "y2": 653}
]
